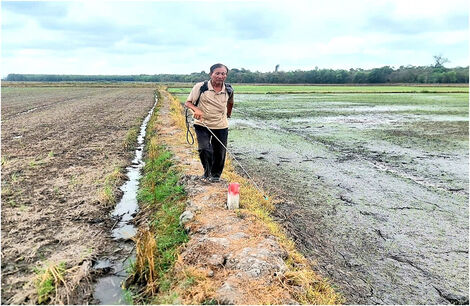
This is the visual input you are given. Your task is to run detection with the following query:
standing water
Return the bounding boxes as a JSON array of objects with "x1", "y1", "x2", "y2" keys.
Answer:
[{"x1": 93, "y1": 93, "x2": 158, "y2": 304}]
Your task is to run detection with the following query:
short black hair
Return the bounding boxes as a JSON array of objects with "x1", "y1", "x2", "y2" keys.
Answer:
[{"x1": 210, "y1": 63, "x2": 228, "y2": 74}]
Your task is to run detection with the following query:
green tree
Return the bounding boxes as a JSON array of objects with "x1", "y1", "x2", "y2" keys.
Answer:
[{"x1": 433, "y1": 54, "x2": 449, "y2": 68}]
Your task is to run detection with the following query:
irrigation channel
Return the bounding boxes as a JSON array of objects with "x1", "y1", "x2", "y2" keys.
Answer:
[{"x1": 92, "y1": 93, "x2": 158, "y2": 304}]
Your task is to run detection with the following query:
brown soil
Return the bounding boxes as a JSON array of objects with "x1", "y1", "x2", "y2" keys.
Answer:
[{"x1": 1, "y1": 86, "x2": 155, "y2": 304}]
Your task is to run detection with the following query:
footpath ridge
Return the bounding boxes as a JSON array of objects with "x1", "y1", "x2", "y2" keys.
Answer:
[{"x1": 150, "y1": 89, "x2": 340, "y2": 304}]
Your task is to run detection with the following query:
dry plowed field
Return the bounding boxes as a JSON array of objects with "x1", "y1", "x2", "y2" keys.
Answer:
[{"x1": 1, "y1": 86, "x2": 155, "y2": 304}]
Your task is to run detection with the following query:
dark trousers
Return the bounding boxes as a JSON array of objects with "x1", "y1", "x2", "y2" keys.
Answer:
[{"x1": 194, "y1": 124, "x2": 228, "y2": 178}]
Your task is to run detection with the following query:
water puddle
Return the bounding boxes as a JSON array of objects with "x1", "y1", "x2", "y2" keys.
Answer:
[
  {"x1": 20, "y1": 106, "x2": 40, "y2": 115},
  {"x1": 93, "y1": 93, "x2": 157, "y2": 304},
  {"x1": 10, "y1": 106, "x2": 45, "y2": 119}
]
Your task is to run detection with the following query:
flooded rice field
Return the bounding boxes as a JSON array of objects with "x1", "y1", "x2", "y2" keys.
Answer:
[{"x1": 227, "y1": 93, "x2": 469, "y2": 304}]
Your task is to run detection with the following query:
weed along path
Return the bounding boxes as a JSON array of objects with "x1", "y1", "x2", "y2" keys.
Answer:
[
  {"x1": 1, "y1": 85, "x2": 156, "y2": 304},
  {"x1": 123, "y1": 88, "x2": 341, "y2": 304}
]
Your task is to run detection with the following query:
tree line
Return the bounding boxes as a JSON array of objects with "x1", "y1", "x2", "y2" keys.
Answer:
[{"x1": 4, "y1": 65, "x2": 468, "y2": 84}]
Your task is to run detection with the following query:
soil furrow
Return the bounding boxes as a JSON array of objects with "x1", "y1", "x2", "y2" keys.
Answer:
[{"x1": 1, "y1": 86, "x2": 155, "y2": 304}]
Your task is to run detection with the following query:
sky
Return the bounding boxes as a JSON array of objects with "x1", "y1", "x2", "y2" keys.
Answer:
[{"x1": 1, "y1": 0, "x2": 468, "y2": 76}]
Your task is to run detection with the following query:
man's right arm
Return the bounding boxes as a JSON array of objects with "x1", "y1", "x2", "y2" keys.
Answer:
[
  {"x1": 185, "y1": 101, "x2": 204, "y2": 120},
  {"x1": 186, "y1": 82, "x2": 204, "y2": 120}
]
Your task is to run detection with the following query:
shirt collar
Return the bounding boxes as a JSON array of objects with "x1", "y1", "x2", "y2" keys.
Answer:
[{"x1": 207, "y1": 80, "x2": 226, "y2": 93}]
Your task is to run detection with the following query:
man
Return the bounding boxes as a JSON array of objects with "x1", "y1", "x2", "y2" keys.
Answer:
[{"x1": 185, "y1": 63, "x2": 234, "y2": 183}]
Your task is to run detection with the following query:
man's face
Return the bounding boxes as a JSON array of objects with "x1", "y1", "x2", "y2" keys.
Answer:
[{"x1": 210, "y1": 67, "x2": 227, "y2": 84}]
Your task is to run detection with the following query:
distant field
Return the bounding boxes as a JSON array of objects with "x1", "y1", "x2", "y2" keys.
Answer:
[
  {"x1": 168, "y1": 84, "x2": 469, "y2": 94},
  {"x1": 1, "y1": 81, "x2": 158, "y2": 88},
  {"x1": 3, "y1": 82, "x2": 467, "y2": 93}
]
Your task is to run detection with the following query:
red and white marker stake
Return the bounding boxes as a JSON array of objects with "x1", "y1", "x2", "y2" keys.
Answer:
[{"x1": 227, "y1": 182, "x2": 240, "y2": 209}]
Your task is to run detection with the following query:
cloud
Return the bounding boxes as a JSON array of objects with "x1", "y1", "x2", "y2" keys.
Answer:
[
  {"x1": 1, "y1": 0, "x2": 468, "y2": 75},
  {"x1": 223, "y1": 3, "x2": 283, "y2": 40},
  {"x1": 2, "y1": 1, "x2": 68, "y2": 18},
  {"x1": 365, "y1": 12, "x2": 468, "y2": 35}
]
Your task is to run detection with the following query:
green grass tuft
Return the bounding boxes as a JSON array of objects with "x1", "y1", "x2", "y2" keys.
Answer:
[
  {"x1": 34, "y1": 262, "x2": 67, "y2": 304},
  {"x1": 124, "y1": 126, "x2": 139, "y2": 150}
]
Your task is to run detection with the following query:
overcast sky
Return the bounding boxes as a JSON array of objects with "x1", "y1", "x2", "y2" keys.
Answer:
[{"x1": 1, "y1": 0, "x2": 468, "y2": 76}]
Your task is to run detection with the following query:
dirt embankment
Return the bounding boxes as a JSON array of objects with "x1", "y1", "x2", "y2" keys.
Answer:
[
  {"x1": 1, "y1": 86, "x2": 155, "y2": 304},
  {"x1": 142, "y1": 89, "x2": 340, "y2": 304}
]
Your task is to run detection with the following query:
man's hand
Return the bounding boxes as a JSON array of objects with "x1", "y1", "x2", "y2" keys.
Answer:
[
  {"x1": 193, "y1": 107, "x2": 203, "y2": 120},
  {"x1": 185, "y1": 101, "x2": 204, "y2": 120}
]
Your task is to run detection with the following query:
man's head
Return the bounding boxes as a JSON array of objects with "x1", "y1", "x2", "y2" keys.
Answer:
[{"x1": 209, "y1": 63, "x2": 228, "y2": 85}]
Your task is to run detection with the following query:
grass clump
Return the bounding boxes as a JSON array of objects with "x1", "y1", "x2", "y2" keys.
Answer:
[
  {"x1": 33, "y1": 262, "x2": 67, "y2": 304},
  {"x1": 124, "y1": 126, "x2": 139, "y2": 150},
  {"x1": 168, "y1": 93, "x2": 188, "y2": 138},
  {"x1": 171, "y1": 265, "x2": 217, "y2": 304},
  {"x1": 98, "y1": 166, "x2": 124, "y2": 206},
  {"x1": 2, "y1": 155, "x2": 8, "y2": 166}
]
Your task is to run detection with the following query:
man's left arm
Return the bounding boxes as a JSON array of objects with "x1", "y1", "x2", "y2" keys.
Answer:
[{"x1": 226, "y1": 94, "x2": 234, "y2": 118}]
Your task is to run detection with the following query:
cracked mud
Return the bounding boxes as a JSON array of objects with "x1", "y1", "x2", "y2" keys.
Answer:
[{"x1": 227, "y1": 92, "x2": 469, "y2": 304}]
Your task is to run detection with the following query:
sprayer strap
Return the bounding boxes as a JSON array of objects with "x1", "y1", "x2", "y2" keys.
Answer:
[{"x1": 194, "y1": 81, "x2": 234, "y2": 107}]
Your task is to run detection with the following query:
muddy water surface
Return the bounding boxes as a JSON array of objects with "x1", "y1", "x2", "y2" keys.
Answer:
[{"x1": 228, "y1": 93, "x2": 469, "y2": 304}]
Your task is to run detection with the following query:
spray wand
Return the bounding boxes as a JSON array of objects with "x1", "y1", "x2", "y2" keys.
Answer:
[{"x1": 186, "y1": 110, "x2": 268, "y2": 201}]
